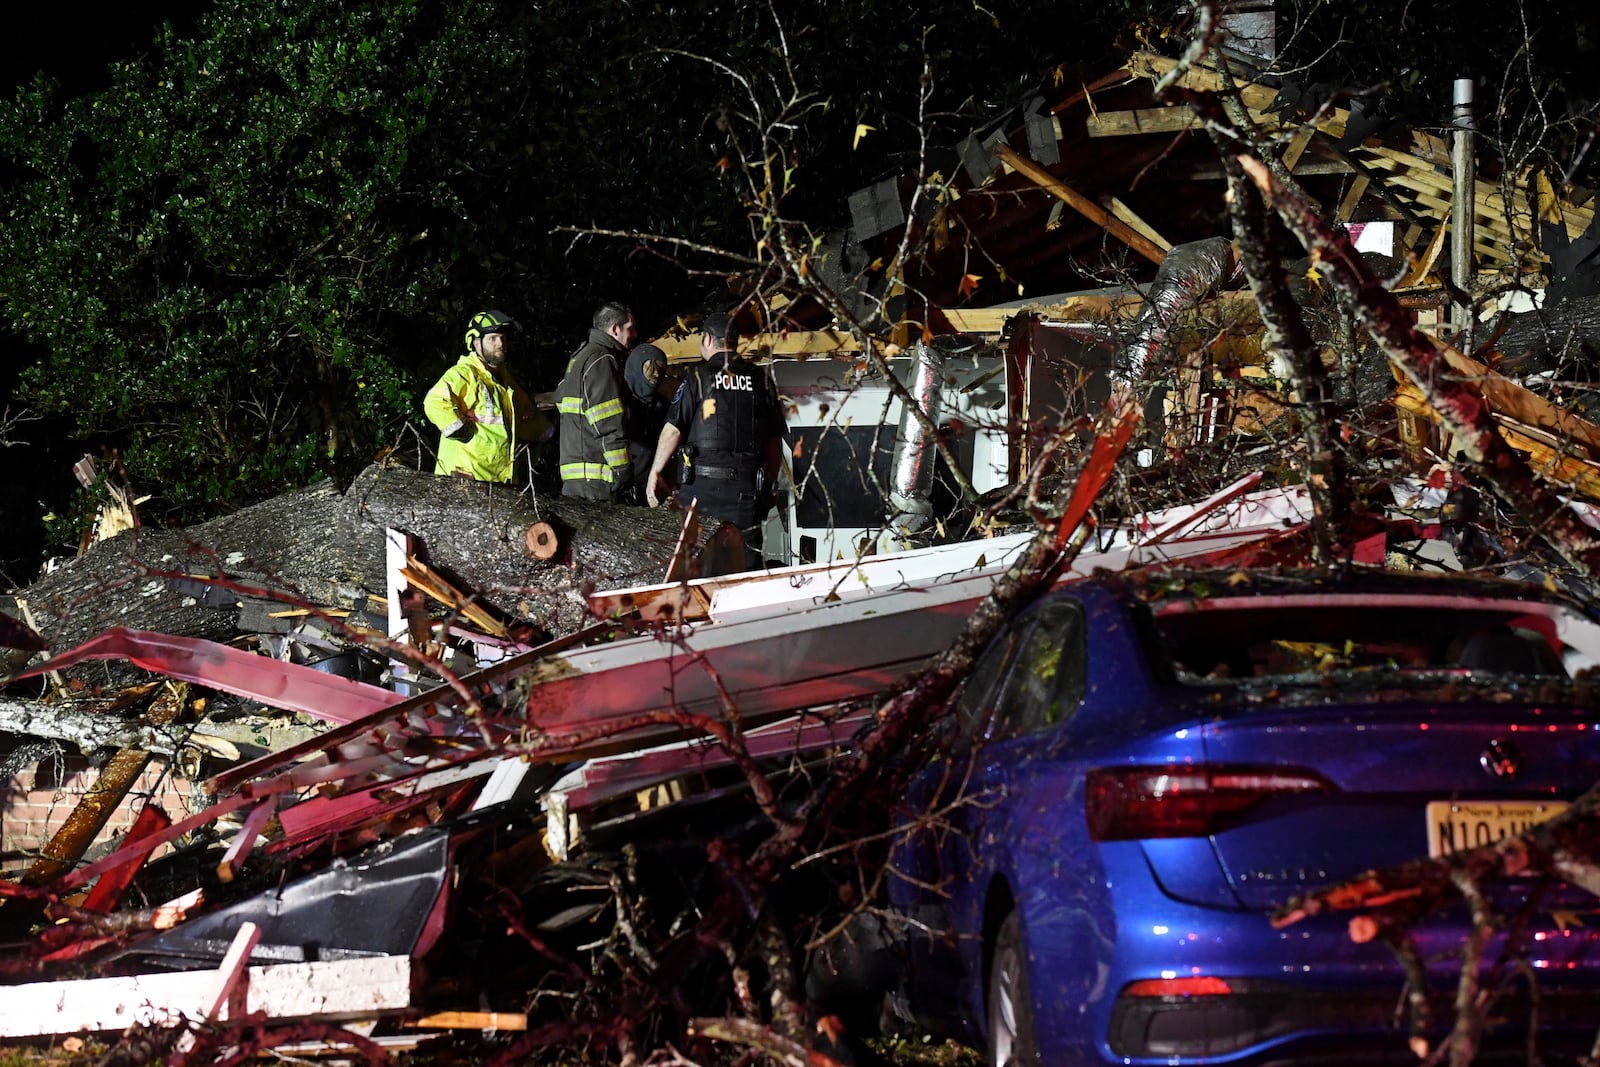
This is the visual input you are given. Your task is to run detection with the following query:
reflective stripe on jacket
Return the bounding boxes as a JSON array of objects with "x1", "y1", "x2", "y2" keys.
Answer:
[
  {"x1": 556, "y1": 330, "x2": 630, "y2": 490},
  {"x1": 423, "y1": 352, "x2": 533, "y2": 482}
]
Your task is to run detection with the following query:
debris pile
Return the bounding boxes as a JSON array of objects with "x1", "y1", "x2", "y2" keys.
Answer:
[{"x1": 8, "y1": 32, "x2": 1600, "y2": 1065}]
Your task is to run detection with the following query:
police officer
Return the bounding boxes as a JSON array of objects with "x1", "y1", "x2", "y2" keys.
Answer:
[{"x1": 646, "y1": 312, "x2": 785, "y2": 571}]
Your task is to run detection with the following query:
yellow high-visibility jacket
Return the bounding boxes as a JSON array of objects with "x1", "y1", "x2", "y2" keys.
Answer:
[{"x1": 423, "y1": 352, "x2": 540, "y2": 482}]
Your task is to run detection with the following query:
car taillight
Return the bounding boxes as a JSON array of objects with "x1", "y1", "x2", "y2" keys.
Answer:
[
  {"x1": 1085, "y1": 765, "x2": 1332, "y2": 841},
  {"x1": 1122, "y1": 977, "x2": 1235, "y2": 997}
]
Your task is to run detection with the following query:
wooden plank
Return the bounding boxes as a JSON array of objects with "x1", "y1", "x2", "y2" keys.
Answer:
[
  {"x1": 992, "y1": 143, "x2": 1167, "y2": 265},
  {"x1": 1349, "y1": 169, "x2": 1515, "y2": 264},
  {"x1": 205, "y1": 925, "x2": 263, "y2": 1021},
  {"x1": 1107, "y1": 197, "x2": 1173, "y2": 252},
  {"x1": 406, "y1": 1012, "x2": 528, "y2": 1032},
  {"x1": 651, "y1": 329, "x2": 864, "y2": 363},
  {"x1": 1126, "y1": 51, "x2": 1348, "y2": 138},
  {"x1": 1356, "y1": 144, "x2": 1593, "y2": 246},
  {"x1": 1444, "y1": 349, "x2": 1600, "y2": 459},
  {"x1": 1084, "y1": 103, "x2": 1286, "y2": 138},
  {"x1": 1357, "y1": 150, "x2": 1516, "y2": 228},
  {"x1": 1124, "y1": 53, "x2": 1281, "y2": 112},
  {"x1": 1393, "y1": 387, "x2": 1600, "y2": 500},
  {"x1": 0, "y1": 955, "x2": 413, "y2": 1037},
  {"x1": 1188, "y1": 158, "x2": 1355, "y2": 180},
  {"x1": 1336, "y1": 175, "x2": 1371, "y2": 222},
  {"x1": 1051, "y1": 68, "x2": 1137, "y2": 115},
  {"x1": 941, "y1": 289, "x2": 1259, "y2": 335},
  {"x1": 1281, "y1": 125, "x2": 1318, "y2": 172},
  {"x1": 1085, "y1": 105, "x2": 1203, "y2": 137},
  {"x1": 216, "y1": 798, "x2": 277, "y2": 883}
]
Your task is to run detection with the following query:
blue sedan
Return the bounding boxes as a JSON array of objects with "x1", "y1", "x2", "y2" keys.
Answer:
[{"x1": 886, "y1": 568, "x2": 1600, "y2": 1065}]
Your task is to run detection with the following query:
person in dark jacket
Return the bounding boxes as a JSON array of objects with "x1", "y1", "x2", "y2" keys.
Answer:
[
  {"x1": 623, "y1": 341, "x2": 676, "y2": 500},
  {"x1": 646, "y1": 312, "x2": 785, "y2": 570},
  {"x1": 556, "y1": 301, "x2": 636, "y2": 500}
]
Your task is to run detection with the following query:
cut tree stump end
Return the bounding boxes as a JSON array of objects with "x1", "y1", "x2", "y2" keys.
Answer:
[{"x1": 524, "y1": 522, "x2": 559, "y2": 560}]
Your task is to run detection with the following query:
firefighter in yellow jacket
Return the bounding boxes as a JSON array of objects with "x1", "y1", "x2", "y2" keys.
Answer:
[{"x1": 424, "y1": 309, "x2": 546, "y2": 482}]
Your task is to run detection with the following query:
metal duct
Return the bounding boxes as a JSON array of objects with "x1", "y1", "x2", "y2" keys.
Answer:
[
  {"x1": 888, "y1": 341, "x2": 946, "y2": 532},
  {"x1": 886, "y1": 335, "x2": 983, "y2": 538},
  {"x1": 1451, "y1": 78, "x2": 1476, "y2": 325},
  {"x1": 1113, "y1": 237, "x2": 1238, "y2": 385}
]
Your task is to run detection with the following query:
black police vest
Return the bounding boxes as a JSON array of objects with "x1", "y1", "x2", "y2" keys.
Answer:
[{"x1": 690, "y1": 358, "x2": 769, "y2": 472}]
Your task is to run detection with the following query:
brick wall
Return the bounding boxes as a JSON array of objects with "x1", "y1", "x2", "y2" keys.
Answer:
[{"x1": 3, "y1": 752, "x2": 200, "y2": 877}]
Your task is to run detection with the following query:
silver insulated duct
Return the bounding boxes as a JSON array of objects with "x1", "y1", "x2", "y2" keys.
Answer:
[
  {"x1": 888, "y1": 335, "x2": 976, "y2": 535},
  {"x1": 1113, "y1": 236, "x2": 1237, "y2": 385}
]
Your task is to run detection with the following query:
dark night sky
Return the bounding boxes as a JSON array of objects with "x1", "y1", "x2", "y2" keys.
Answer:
[
  {"x1": 1, "y1": 5, "x2": 212, "y2": 581},
  {"x1": 4, "y1": 2, "x2": 210, "y2": 93}
]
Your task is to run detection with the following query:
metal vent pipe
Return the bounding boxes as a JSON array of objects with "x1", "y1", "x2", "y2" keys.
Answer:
[
  {"x1": 887, "y1": 334, "x2": 982, "y2": 534},
  {"x1": 1451, "y1": 78, "x2": 1477, "y2": 325}
]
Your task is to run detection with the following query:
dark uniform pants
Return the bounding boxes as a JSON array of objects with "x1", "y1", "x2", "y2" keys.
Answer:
[{"x1": 681, "y1": 482, "x2": 764, "y2": 572}]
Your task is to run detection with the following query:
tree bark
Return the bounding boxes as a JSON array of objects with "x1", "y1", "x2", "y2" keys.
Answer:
[
  {"x1": 4, "y1": 465, "x2": 693, "y2": 667},
  {"x1": 1490, "y1": 292, "x2": 1600, "y2": 375}
]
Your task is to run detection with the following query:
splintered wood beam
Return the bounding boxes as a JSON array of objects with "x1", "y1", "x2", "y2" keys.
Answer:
[
  {"x1": 1126, "y1": 51, "x2": 1348, "y2": 139},
  {"x1": 405, "y1": 1011, "x2": 528, "y2": 1032},
  {"x1": 21, "y1": 682, "x2": 186, "y2": 886},
  {"x1": 651, "y1": 329, "x2": 863, "y2": 362},
  {"x1": 1107, "y1": 197, "x2": 1172, "y2": 253},
  {"x1": 1050, "y1": 68, "x2": 1138, "y2": 115},
  {"x1": 1443, "y1": 350, "x2": 1600, "y2": 458},
  {"x1": 1393, "y1": 217, "x2": 1451, "y2": 289},
  {"x1": 1392, "y1": 387, "x2": 1600, "y2": 500},
  {"x1": 1336, "y1": 175, "x2": 1371, "y2": 222},
  {"x1": 992, "y1": 144, "x2": 1167, "y2": 266},
  {"x1": 400, "y1": 557, "x2": 507, "y2": 637},
  {"x1": 1280, "y1": 125, "x2": 1317, "y2": 172}
]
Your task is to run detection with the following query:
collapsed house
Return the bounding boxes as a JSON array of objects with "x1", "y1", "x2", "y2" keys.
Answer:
[{"x1": 5, "y1": 25, "x2": 1600, "y2": 1059}]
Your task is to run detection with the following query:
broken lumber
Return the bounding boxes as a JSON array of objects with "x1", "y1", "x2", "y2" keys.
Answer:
[{"x1": 21, "y1": 681, "x2": 187, "y2": 885}]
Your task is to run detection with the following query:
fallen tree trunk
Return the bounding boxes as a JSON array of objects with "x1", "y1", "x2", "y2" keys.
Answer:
[
  {"x1": 1490, "y1": 292, "x2": 1600, "y2": 375},
  {"x1": 4, "y1": 465, "x2": 692, "y2": 667}
]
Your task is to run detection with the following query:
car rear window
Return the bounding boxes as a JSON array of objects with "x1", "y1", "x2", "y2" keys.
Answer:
[{"x1": 1146, "y1": 594, "x2": 1598, "y2": 686}]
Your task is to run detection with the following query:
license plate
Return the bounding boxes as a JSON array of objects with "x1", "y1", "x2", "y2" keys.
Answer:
[{"x1": 1426, "y1": 800, "x2": 1568, "y2": 858}]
